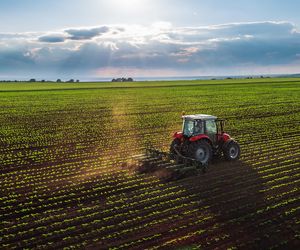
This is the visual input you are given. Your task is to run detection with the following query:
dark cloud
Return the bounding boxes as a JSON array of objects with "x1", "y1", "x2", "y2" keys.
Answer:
[
  {"x1": 0, "y1": 48, "x2": 35, "y2": 73},
  {"x1": 65, "y1": 26, "x2": 109, "y2": 40},
  {"x1": 209, "y1": 21, "x2": 295, "y2": 38},
  {"x1": 167, "y1": 21, "x2": 297, "y2": 45},
  {"x1": 37, "y1": 26, "x2": 110, "y2": 43},
  {"x1": 61, "y1": 42, "x2": 113, "y2": 70},
  {"x1": 38, "y1": 34, "x2": 65, "y2": 43}
]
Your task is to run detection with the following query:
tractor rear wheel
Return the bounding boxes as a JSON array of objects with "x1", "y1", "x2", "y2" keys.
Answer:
[
  {"x1": 223, "y1": 140, "x2": 240, "y2": 161},
  {"x1": 190, "y1": 140, "x2": 212, "y2": 165}
]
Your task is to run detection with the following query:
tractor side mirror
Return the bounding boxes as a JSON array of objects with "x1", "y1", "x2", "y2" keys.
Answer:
[{"x1": 181, "y1": 111, "x2": 186, "y2": 118}]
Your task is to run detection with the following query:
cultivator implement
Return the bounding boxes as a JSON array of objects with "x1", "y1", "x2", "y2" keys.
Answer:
[
  {"x1": 146, "y1": 147, "x2": 205, "y2": 169},
  {"x1": 133, "y1": 146, "x2": 207, "y2": 181}
]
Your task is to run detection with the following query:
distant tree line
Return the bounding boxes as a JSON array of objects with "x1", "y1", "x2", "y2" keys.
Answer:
[
  {"x1": 210, "y1": 75, "x2": 271, "y2": 80},
  {"x1": 0, "y1": 78, "x2": 134, "y2": 83},
  {"x1": 0, "y1": 79, "x2": 80, "y2": 83},
  {"x1": 1, "y1": 76, "x2": 274, "y2": 83},
  {"x1": 111, "y1": 77, "x2": 134, "y2": 82}
]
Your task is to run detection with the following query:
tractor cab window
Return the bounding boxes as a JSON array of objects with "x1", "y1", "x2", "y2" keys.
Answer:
[
  {"x1": 206, "y1": 120, "x2": 217, "y2": 143},
  {"x1": 183, "y1": 120, "x2": 194, "y2": 137},
  {"x1": 194, "y1": 120, "x2": 204, "y2": 135},
  {"x1": 206, "y1": 120, "x2": 217, "y2": 134}
]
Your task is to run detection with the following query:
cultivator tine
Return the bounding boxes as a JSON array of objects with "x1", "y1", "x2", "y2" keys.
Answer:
[
  {"x1": 142, "y1": 146, "x2": 207, "y2": 179},
  {"x1": 174, "y1": 154, "x2": 180, "y2": 164},
  {"x1": 183, "y1": 158, "x2": 189, "y2": 167}
]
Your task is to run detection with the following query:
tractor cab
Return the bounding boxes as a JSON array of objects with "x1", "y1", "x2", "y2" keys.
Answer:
[{"x1": 182, "y1": 114, "x2": 226, "y2": 144}]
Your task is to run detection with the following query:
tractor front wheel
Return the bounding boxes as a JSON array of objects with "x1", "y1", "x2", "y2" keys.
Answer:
[
  {"x1": 190, "y1": 140, "x2": 212, "y2": 165},
  {"x1": 223, "y1": 140, "x2": 240, "y2": 161}
]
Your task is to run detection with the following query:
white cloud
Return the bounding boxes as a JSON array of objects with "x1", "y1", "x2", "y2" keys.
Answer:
[{"x1": 1, "y1": 21, "x2": 300, "y2": 78}]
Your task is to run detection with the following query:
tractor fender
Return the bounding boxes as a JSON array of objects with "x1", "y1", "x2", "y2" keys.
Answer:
[
  {"x1": 221, "y1": 133, "x2": 231, "y2": 142},
  {"x1": 222, "y1": 139, "x2": 236, "y2": 150},
  {"x1": 173, "y1": 132, "x2": 183, "y2": 139},
  {"x1": 189, "y1": 134, "x2": 212, "y2": 144}
]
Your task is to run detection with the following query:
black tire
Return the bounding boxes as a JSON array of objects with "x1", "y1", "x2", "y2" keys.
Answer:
[
  {"x1": 169, "y1": 138, "x2": 180, "y2": 160},
  {"x1": 223, "y1": 140, "x2": 240, "y2": 161},
  {"x1": 190, "y1": 140, "x2": 212, "y2": 165}
]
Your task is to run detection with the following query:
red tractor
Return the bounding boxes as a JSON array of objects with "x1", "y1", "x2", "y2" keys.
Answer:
[{"x1": 170, "y1": 114, "x2": 240, "y2": 165}]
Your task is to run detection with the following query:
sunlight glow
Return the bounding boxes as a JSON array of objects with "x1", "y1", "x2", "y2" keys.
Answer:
[{"x1": 108, "y1": 0, "x2": 151, "y2": 13}]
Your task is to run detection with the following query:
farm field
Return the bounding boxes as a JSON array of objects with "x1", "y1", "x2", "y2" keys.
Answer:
[{"x1": 0, "y1": 78, "x2": 299, "y2": 249}]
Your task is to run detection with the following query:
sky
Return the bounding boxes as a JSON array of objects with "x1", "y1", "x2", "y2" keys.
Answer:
[{"x1": 1, "y1": 0, "x2": 300, "y2": 80}]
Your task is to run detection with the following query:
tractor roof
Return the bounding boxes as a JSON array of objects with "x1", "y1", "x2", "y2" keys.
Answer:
[{"x1": 183, "y1": 114, "x2": 217, "y2": 120}]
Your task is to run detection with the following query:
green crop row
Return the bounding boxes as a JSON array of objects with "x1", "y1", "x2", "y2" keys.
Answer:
[{"x1": 1, "y1": 78, "x2": 299, "y2": 249}]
